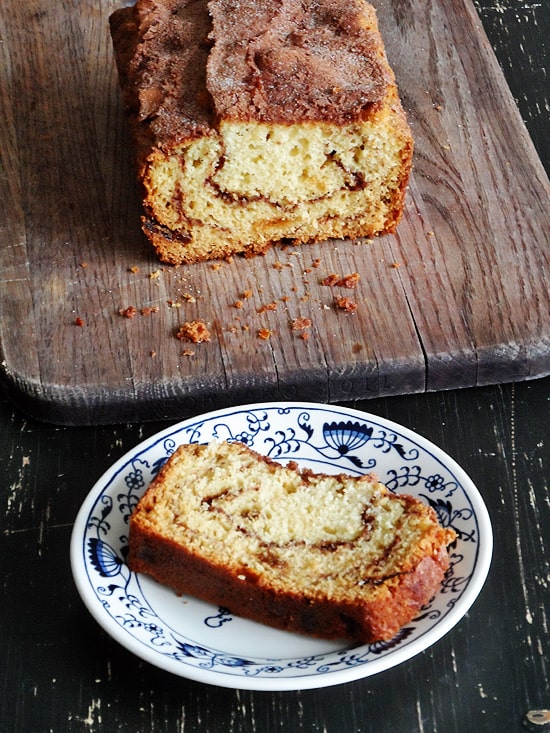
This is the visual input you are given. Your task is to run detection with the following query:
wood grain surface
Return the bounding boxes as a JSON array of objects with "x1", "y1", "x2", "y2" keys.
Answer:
[
  {"x1": 1, "y1": 0, "x2": 549, "y2": 425},
  {"x1": 1, "y1": 377, "x2": 548, "y2": 732}
]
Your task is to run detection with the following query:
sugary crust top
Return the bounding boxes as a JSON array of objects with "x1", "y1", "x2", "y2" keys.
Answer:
[
  {"x1": 109, "y1": 0, "x2": 215, "y2": 148},
  {"x1": 110, "y1": 0, "x2": 395, "y2": 145},
  {"x1": 207, "y1": 0, "x2": 393, "y2": 123}
]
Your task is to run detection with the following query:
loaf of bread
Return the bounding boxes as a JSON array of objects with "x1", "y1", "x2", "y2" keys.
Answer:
[
  {"x1": 109, "y1": 0, "x2": 413, "y2": 264},
  {"x1": 128, "y1": 441, "x2": 456, "y2": 642}
]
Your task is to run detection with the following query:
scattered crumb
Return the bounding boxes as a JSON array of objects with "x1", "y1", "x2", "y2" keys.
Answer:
[
  {"x1": 334, "y1": 296, "x2": 358, "y2": 313},
  {"x1": 211, "y1": 263, "x2": 223, "y2": 270},
  {"x1": 321, "y1": 272, "x2": 360, "y2": 288},
  {"x1": 119, "y1": 306, "x2": 138, "y2": 319},
  {"x1": 149, "y1": 269, "x2": 162, "y2": 279},
  {"x1": 352, "y1": 342, "x2": 363, "y2": 353},
  {"x1": 258, "y1": 328, "x2": 272, "y2": 340},
  {"x1": 79, "y1": 262, "x2": 88, "y2": 269},
  {"x1": 291, "y1": 317, "x2": 312, "y2": 331},
  {"x1": 337, "y1": 272, "x2": 360, "y2": 288},
  {"x1": 390, "y1": 261, "x2": 401, "y2": 269},
  {"x1": 128, "y1": 265, "x2": 140, "y2": 273},
  {"x1": 140, "y1": 306, "x2": 159, "y2": 316},
  {"x1": 427, "y1": 231, "x2": 435, "y2": 237},
  {"x1": 311, "y1": 258, "x2": 321, "y2": 268},
  {"x1": 74, "y1": 317, "x2": 85, "y2": 327},
  {"x1": 257, "y1": 302, "x2": 278, "y2": 313},
  {"x1": 321, "y1": 273, "x2": 340, "y2": 287},
  {"x1": 176, "y1": 320, "x2": 211, "y2": 343},
  {"x1": 167, "y1": 300, "x2": 182, "y2": 308},
  {"x1": 181, "y1": 348, "x2": 196, "y2": 356},
  {"x1": 242, "y1": 289, "x2": 253, "y2": 299},
  {"x1": 150, "y1": 350, "x2": 157, "y2": 358}
]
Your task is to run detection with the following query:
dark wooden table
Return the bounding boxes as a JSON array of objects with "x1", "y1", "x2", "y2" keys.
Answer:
[{"x1": 1, "y1": 1, "x2": 549, "y2": 731}]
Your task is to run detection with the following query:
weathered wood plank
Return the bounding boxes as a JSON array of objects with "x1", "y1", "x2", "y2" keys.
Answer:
[{"x1": 0, "y1": 0, "x2": 548, "y2": 424}]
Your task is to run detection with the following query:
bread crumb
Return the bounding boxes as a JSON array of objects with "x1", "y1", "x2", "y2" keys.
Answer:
[
  {"x1": 176, "y1": 320, "x2": 211, "y2": 343},
  {"x1": 257, "y1": 302, "x2": 278, "y2": 314},
  {"x1": 140, "y1": 306, "x2": 159, "y2": 315},
  {"x1": 258, "y1": 328, "x2": 272, "y2": 340},
  {"x1": 119, "y1": 306, "x2": 138, "y2": 318},
  {"x1": 128, "y1": 265, "x2": 139, "y2": 273},
  {"x1": 74, "y1": 317, "x2": 85, "y2": 327},
  {"x1": 321, "y1": 272, "x2": 360, "y2": 288},
  {"x1": 291, "y1": 317, "x2": 312, "y2": 331},
  {"x1": 334, "y1": 296, "x2": 358, "y2": 313}
]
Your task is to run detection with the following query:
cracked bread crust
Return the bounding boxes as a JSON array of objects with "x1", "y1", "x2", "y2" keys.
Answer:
[
  {"x1": 110, "y1": 0, "x2": 413, "y2": 264},
  {"x1": 128, "y1": 441, "x2": 456, "y2": 642}
]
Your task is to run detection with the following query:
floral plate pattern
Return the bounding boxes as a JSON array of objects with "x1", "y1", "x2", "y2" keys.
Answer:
[{"x1": 70, "y1": 402, "x2": 492, "y2": 691}]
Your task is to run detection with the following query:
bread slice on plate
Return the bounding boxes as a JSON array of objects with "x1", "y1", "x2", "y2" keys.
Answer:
[{"x1": 128, "y1": 440, "x2": 455, "y2": 642}]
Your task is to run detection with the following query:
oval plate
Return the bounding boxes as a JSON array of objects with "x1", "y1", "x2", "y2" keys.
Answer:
[{"x1": 70, "y1": 402, "x2": 492, "y2": 691}]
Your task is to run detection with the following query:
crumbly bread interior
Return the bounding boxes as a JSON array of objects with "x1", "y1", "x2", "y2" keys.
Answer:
[
  {"x1": 144, "y1": 110, "x2": 412, "y2": 264},
  {"x1": 110, "y1": 0, "x2": 414, "y2": 264},
  {"x1": 129, "y1": 441, "x2": 455, "y2": 639}
]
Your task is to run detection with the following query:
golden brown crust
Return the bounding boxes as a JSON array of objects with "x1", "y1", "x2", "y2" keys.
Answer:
[{"x1": 128, "y1": 442, "x2": 455, "y2": 642}]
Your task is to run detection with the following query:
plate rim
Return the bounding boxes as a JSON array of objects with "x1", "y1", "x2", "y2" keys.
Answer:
[{"x1": 70, "y1": 400, "x2": 493, "y2": 691}]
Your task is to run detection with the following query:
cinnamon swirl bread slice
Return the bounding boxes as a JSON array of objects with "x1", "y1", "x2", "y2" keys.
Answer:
[{"x1": 128, "y1": 441, "x2": 455, "y2": 642}]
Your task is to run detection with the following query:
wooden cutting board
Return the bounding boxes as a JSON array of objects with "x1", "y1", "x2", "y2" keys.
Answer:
[{"x1": 1, "y1": 0, "x2": 549, "y2": 425}]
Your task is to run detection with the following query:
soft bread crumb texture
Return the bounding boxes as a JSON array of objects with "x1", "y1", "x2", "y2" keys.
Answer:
[
  {"x1": 110, "y1": 0, "x2": 414, "y2": 264},
  {"x1": 128, "y1": 441, "x2": 456, "y2": 641}
]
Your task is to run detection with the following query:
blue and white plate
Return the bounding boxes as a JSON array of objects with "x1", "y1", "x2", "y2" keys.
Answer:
[{"x1": 70, "y1": 402, "x2": 492, "y2": 691}]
